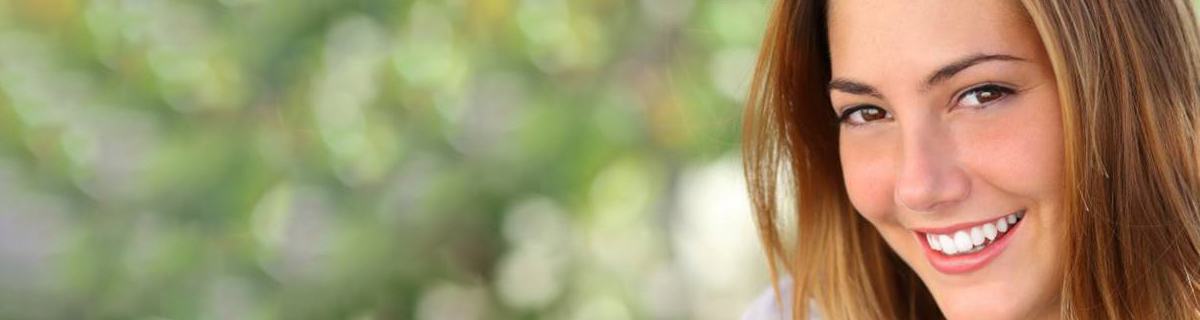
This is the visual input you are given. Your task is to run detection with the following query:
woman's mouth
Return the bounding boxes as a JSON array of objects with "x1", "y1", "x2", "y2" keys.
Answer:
[{"x1": 916, "y1": 209, "x2": 1026, "y2": 274}]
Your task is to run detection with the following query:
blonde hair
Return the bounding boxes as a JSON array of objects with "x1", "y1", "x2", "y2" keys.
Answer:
[{"x1": 742, "y1": 0, "x2": 1200, "y2": 319}]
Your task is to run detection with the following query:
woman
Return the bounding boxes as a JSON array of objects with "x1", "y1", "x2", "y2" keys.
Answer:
[{"x1": 741, "y1": 0, "x2": 1200, "y2": 319}]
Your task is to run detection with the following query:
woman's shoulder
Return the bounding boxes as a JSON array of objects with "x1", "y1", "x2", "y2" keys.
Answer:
[{"x1": 741, "y1": 276, "x2": 813, "y2": 320}]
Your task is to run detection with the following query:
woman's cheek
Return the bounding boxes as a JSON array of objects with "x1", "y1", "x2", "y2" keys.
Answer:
[
  {"x1": 840, "y1": 145, "x2": 897, "y2": 221},
  {"x1": 960, "y1": 95, "x2": 1063, "y2": 198}
]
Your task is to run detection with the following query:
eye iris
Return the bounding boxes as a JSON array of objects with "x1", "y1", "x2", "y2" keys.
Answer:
[
  {"x1": 861, "y1": 108, "x2": 886, "y2": 121},
  {"x1": 975, "y1": 87, "x2": 1003, "y2": 103}
]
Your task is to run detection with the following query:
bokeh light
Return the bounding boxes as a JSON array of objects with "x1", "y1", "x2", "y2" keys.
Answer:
[{"x1": 0, "y1": 0, "x2": 771, "y2": 318}]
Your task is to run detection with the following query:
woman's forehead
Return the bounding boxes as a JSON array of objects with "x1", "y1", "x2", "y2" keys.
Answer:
[{"x1": 826, "y1": 0, "x2": 1042, "y2": 84}]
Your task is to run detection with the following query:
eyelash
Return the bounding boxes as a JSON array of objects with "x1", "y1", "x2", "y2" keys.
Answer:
[{"x1": 836, "y1": 83, "x2": 1017, "y2": 126}]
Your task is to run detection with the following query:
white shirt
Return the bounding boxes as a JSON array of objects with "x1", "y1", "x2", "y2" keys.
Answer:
[{"x1": 740, "y1": 277, "x2": 821, "y2": 320}]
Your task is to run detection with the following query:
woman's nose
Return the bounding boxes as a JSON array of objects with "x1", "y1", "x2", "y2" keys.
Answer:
[{"x1": 894, "y1": 124, "x2": 971, "y2": 213}]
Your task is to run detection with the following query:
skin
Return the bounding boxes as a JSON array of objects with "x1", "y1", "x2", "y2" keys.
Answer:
[{"x1": 826, "y1": 0, "x2": 1065, "y2": 319}]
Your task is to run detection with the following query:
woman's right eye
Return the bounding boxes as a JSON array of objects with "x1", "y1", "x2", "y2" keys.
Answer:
[{"x1": 839, "y1": 105, "x2": 891, "y2": 126}]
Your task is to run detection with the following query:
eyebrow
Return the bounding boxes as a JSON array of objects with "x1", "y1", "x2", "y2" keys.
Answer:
[{"x1": 827, "y1": 53, "x2": 1027, "y2": 98}]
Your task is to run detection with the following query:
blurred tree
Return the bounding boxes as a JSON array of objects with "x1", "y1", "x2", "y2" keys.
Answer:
[{"x1": 0, "y1": 0, "x2": 769, "y2": 319}]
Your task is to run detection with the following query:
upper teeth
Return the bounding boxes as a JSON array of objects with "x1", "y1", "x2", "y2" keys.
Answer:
[{"x1": 926, "y1": 211, "x2": 1024, "y2": 256}]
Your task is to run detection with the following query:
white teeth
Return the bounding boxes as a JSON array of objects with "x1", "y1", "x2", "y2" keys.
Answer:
[
  {"x1": 983, "y1": 223, "x2": 998, "y2": 241},
  {"x1": 924, "y1": 211, "x2": 1025, "y2": 256},
  {"x1": 939, "y1": 235, "x2": 958, "y2": 255},
  {"x1": 970, "y1": 227, "x2": 984, "y2": 245},
  {"x1": 953, "y1": 231, "x2": 972, "y2": 252}
]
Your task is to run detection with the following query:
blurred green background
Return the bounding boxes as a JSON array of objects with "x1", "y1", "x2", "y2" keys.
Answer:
[{"x1": 0, "y1": 0, "x2": 768, "y2": 319}]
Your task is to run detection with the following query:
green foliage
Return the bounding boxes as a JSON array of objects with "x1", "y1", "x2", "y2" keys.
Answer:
[{"x1": 0, "y1": 0, "x2": 766, "y2": 318}]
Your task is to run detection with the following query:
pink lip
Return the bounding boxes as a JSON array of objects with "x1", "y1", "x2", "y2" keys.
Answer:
[{"x1": 916, "y1": 209, "x2": 1025, "y2": 274}]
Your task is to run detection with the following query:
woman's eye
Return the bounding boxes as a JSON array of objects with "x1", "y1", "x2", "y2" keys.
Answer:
[
  {"x1": 958, "y1": 84, "x2": 1014, "y2": 107},
  {"x1": 839, "y1": 105, "x2": 891, "y2": 125}
]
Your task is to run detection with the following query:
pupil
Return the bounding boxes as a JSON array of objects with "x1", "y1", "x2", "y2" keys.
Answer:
[
  {"x1": 978, "y1": 89, "x2": 999, "y2": 102},
  {"x1": 863, "y1": 108, "x2": 884, "y2": 121}
]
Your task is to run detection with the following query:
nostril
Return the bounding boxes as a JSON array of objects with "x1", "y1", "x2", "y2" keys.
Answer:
[
  {"x1": 894, "y1": 167, "x2": 971, "y2": 213},
  {"x1": 895, "y1": 177, "x2": 944, "y2": 212}
]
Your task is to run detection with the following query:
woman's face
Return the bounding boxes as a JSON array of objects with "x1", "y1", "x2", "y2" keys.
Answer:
[{"x1": 827, "y1": 0, "x2": 1065, "y2": 318}]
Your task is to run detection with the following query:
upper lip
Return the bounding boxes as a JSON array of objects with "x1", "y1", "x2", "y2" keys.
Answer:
[{"x1": 909, "y1": 209, "x2": 1025, "y2": 234}]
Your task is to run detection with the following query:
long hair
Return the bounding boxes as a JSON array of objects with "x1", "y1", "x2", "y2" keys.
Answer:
[{"x1": 742, "y1": 0, "x2": 1200, "y2": 319}]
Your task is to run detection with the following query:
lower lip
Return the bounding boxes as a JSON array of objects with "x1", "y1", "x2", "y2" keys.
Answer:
[{"x1": 918, "y1": 211, "x2": 1024, "y2": 274}]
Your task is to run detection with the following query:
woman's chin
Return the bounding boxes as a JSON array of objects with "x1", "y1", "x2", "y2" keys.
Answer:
[
  {"x1": 930, "y1": 284, "x2": 1057, "y2": 320},
  {"x1": 934, "y1": 294, "x2": 1024, "y2": 320}
]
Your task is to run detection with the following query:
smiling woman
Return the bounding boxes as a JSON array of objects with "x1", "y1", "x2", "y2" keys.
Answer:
[{"x1": 741, "y1": 0, "x2": 1200, "y2": 319}]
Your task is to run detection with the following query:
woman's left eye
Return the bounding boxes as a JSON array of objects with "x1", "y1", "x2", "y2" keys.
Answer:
[{"x1": 957, "y1": 84, "x2": 1015, "y2": 107}]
